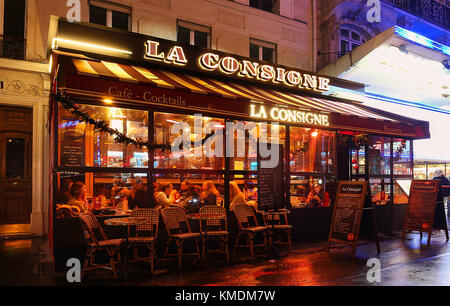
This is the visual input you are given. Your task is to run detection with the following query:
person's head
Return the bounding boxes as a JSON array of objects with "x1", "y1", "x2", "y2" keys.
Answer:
[
  {"x1": 188, "y1": 185, "x2": 201, "y2": 198},
  {"x1": 229, "y1": 181, "x2": 243, "y2": 199},
  {"x1": 312, "y1": 183, "x2": 322, "y2": 195},
  {"x1": 180, "y1": 180, "x2": 190, "y2": 191},
  {"x1": 61, "y1": 178, "x2": 73, "y2": 192},
  {"x1": 159, "y1": 183, "x2": 173, "y2": 196},
  {"x1": 434, "y1": 169, "x2": 444, "y2": 178},
  {"x1": 202, "y1": 181, "x2": 219, "y2": 197},
  {"x1": 70, "y1": 182, "x2": 86, "y2": 200}
]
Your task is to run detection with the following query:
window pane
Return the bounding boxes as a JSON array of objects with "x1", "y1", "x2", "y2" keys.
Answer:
[
  {"x1": 340, "y1": 29, "x2": 349, "y2": 38},
  {"x1": 112, "y1": 10, "x2": 129, "y2": 30},
  {"x1": 194, "y1": 31, "x2": 208, "y2": 48},
  {"x1": 290, "y1": 127, "x2": 335, "y2": 173},
  {"x1": 55, "y1": 172, "x2": 148, "y2": 218},
  {"x1": 154, "y1": 173, "x2": 224, "y2": 210},
  {"x1": 90, "y1": 5, "x2": 107, "y2": 26},
  {"x1": 250, "y1": 43, "x2": 260, "y2": 60},
  {"x1": 370, "y1": 178, "x2": 390, "y2": 205},
  {"x1": 262, "y1": 47, "x2": 274, "y2": 62},
  {"x1": 177, "y1": 26, "x2": 191, "y2": 45},
  {"x1": 351, "y1": 31, "x2": 361, "y2": 41},
  {"x1": 351, "y1": 43, "x2": 359, "y2": 50},
  {"x1": 58, "y1": 104, "x2": 148, "y2": 168},
  {"x1": 394, "y1": 179, "x2": 411, "y2": 204},
  {"x1": 393, "y1": 139, "x2": 412, "y2": 175},
  {"x1": 340, "y1": 40, "x2": 349, "y2": 53},
  {"x1": 413, "y1": 162, "x2": 427, "y2": 179},
  {"x1": 6, "y1": 138, "x2": 25, "y2": 179},
  {"x1": 368, "y1": 136, "x2": 391, "y2": 175},
  {"x1": 154, "y1": 112, "x2": 224, "y2": 170},
  {"x1": 351, "y1": 147, "x2": 366, "y2": 175},
  {"x1": 290, "y1": 175, "x2": 330, "y2": 208}
]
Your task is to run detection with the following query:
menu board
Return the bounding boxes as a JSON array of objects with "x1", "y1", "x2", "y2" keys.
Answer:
[
  {"x1": 328, "y1": 181, "x2": 367, "y2": 247},
  {"x1": 60, "y1": 121, "x2": 85, "y2": 166},
  {"x1": 402, "y1": 180, "x2": 439, "y2": 237},
  {"x1": 257, "y1": 144, "x2": 284, "y2": 211}
]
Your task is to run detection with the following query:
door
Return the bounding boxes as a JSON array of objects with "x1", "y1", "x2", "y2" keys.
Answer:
[{"x1": 0, "y1": 106, "x2": 32, "y2": 225}]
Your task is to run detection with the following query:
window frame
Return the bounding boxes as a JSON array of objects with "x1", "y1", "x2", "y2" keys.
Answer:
[
  {"x1": 338, "y1": 26, "x2": 365, "y2": 57},
  {"x1": 89, "y1": 0, "x2": 131, "y2": 31},
  {"x1": 249, "y1": 38, "x2": 277, "y2": 63},
  {"x1": 176, "y1": 20, "x2": 211, "y2": 48}
]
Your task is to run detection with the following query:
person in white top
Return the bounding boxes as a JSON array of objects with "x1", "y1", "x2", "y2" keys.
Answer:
[{"x1": 154, "y1": 183, "x2": 178, "y2": 208}]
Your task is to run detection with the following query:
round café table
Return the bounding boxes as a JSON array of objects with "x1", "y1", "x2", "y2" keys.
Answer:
[
  {"x1": 188, "y1": 213, "x2": 226, "y2": 260},
  {"x1": 104, "y1": 217, "x2": 149, "y2": 279}
]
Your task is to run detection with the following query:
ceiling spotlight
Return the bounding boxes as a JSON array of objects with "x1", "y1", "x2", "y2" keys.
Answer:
[{"x1": 398, "y1": 45, "x2": 408, "y2": 54}]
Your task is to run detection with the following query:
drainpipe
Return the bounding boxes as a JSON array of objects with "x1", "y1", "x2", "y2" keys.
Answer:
[{"x1": 311, "y1": 0, "x2": 317, "y2": 72}]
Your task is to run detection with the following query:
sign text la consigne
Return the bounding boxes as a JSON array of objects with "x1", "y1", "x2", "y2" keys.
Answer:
[{"x1": 145, "y1": 40, "x2": 330, "y2": 92}]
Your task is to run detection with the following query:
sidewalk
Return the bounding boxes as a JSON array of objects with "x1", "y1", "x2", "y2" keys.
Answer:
[{"x1": 2, "y1": 230, "x2": 450, "y2": 286}]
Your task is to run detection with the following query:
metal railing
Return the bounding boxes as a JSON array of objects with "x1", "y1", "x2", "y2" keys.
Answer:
[
  {"x1": 0, "y1": 35, "x2": 26, "y2": 60},
  {"x1": 383, "y1": 0, "x2": 449, "y2": 30}
]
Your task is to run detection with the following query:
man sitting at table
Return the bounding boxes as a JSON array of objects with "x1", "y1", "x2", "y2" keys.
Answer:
[
  {"x1": 154, "y1": 183, "x2": 178, "y2": 208},
  {"x1": 67, "y1": 182, "x2": 90, "y2": 214}
]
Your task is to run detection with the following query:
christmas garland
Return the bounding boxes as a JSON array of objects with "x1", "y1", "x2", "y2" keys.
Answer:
[
  {"x1": 338, "y1": 133, "x2": 371, "y2": 151},
  {"x1": 52, "y1": 93, "x2": 215, "y2": 151}
]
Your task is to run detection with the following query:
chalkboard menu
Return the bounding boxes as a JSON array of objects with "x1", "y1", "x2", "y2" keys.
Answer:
[
  {"x1": 327, "y1": 181, "x2": 367, "y2": 249},
  {"x1": 402, "y1": 180, "x2": 440, "y2": 245},
  {"x1": 257, "y1": 144, "x2": 284, "y2": 211},
  {"x1": 60, "y1": 121, "x2": 85, "y2": 166}
]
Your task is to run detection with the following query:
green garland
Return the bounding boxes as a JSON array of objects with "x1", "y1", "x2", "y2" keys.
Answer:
[{"x1": 52, "y1": 93, "x2": 215, "y2": 151}]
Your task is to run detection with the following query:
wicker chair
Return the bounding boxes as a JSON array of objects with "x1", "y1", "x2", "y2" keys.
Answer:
[
  {"x1": 127, "y1": 208, "x2": 159, "y2": 273},
  {"x1": 160, "y1": 207, "x2": 201, "y2": 267},
  {"x1": 264, "y1": 210, "x2": 292, "y2": 250},
  {"x1": 199, "y1": 205, "x2": 229, "y2": 262},
  {"x1": 232, "y1": 204, "x2": 269, "y2": 257},
  {"x1": 79, "y1": 213, "x2": 123, "y2": 278}
]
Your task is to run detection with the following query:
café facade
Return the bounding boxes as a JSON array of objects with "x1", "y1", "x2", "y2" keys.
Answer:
[{"x1": 48, "y1": 18, "x2": 430, "y2": 268}]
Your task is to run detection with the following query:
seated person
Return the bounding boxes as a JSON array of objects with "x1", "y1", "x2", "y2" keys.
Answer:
[
  {"x1": 127, "y1": 178, "x2": 151, "y2": 210},
  {"x1": 229, "y1": 181, "x2": 247, "y2": 211},
  {"x1": 67, "y1": 182, "x2": 90, "y2": 214},
  {"x1": 179, "y1": 180, "x2": 190, "y2": 199},
  {"x1": 55, "y1": 178, "x2": 73, "y2": 204},
  {"x1": 306, "y1": 183, "x2": 323, "y2": 208},
  {"x1": 243, "y1": 180, "x2": 258, "y2": 202},
  {"x1": 200, "y1": 181, "x2": 220, "y2": 206},
  {"x1": 180, "y1": 185, "x2": 203, "y2": 214},
  {"x1": 111, "y1": 178, "x2": 130, "y2": 208},
  {"x1": 154, "y1": 183, "x2": 178, "y2": 208}
]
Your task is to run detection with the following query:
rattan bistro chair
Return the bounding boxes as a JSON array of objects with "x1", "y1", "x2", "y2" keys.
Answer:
[
  {"x1": 79, "y1": 213, "x2": 123, "y2": 278},
  {"x1": 232, "y1": 204, "x2": 269, "y2": 257},
  {"x1": 127, "y1": 208, "x2": 159, "y2": 273},
  {"x1": 199, "y1": 205, "x2": 229, "y2": 262},
  {"x1": 160, "y1": 207, "x2": 202, "y2": 268}
]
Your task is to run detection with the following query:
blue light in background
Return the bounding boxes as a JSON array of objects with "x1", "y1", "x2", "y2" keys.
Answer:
[{"x1": 394, "y1": 26, "x2": 450, "y2": 56}]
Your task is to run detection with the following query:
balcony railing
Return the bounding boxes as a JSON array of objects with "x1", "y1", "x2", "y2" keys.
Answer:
[
  {"x1": 0, "y1": 35, "x2": 26, "y2": 60},
  {"x1": 384, "y1": 0, "x2": 449, "y2": 30}
]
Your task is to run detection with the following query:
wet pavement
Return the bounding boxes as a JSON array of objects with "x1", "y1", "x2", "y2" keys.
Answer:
[{"x1": 2, "y1": 231, "x2": 450, "y2": 286}]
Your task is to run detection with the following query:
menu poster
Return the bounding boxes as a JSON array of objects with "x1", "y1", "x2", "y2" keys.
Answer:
[
  {"x1": 60, "y1": 120, "x2": 86, "y2": 167},
  {"x1": 327, "y1": 181, "x2": 367, "y2": 253},
  {"x1": 257, "y1": 143, "x2": 284, "y2": 211},
  {"x1": 402, "y1": 180, "x2": 440, "y2": 245}
]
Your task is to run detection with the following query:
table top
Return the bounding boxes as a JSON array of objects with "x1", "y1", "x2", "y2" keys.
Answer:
[{"x1": 104, "y1": 217, "x2": 149, "y2": 226}]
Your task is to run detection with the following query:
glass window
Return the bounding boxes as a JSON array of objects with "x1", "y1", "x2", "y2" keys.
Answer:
[
  {"x1": 413, "y1": 162, "x2": 427, "y2": 179},
  {"x1": 290, "y1": 127, "x2": 335, "y2": 173},
  {"x1": 177, "y1": 21, "x2": 211, "y2": 48},
  {"x1": 230, "y1": 122, "x2": 285, "y2": 171},
  {"x1": 58, "y1": 104, "x2": 148, "y2": 168},
  {"x1": 290, "y1": 175, "x2": 331, "y2": 208},
  {"x1": 393, "y1": 139, "x2": 412, "y2": 175},
  {"x1": 111, "y1": 10, "x2": 129, "y2": 30},
  {"x1": 370, "y1": 178, "x2": 391, "y2": 205},
  {"x1": 229, "y1": 173, "x2": 258, "y2": 210},
  {"x1": 250, "y1": 39, "x2": 277, "y2": 63},
  {"x1": 394, "y1": 179, "x2": 411, "y2": 205},
  {"x1": 55, "y1": 172, "x2": 148, "y2": 218},
  {"x1": 6, "y1": 138, "x2": 25, "y2": 179},
  {"x1": 368, "y1": 136, "x2": 391, "y2": 175},
  {"x1": 154, "y1": 112, "x2": 224, "y2": 170},
  {"x1": 89, "y1": 5, "x2": 107, "y2": 26},
  {"x1": 89, "y1": 1, "x2": 130, "y2": 30},
  {"x1": 249, "y1": 0, "x2": 279, "y2": 13},
  {"x1": 351, "y1": 147, "x2": 366, "y2": 175},
  {"x1": 339, "y1": 26, "x2": 365, "y2": 57}
]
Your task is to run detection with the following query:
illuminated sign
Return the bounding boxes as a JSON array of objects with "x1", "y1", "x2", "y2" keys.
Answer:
[
  {"x1": 250, "y1": 104, "x2": 330, "y2": 126},
  {"x1": 143, "y1": 40, "x2": 330, "y2": 92}
]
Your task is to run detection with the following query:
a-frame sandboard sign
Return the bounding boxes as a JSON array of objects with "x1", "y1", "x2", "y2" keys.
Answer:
[
  {"x1": 402, "y1": 180, "x2": 449, "y2": 246},
  {"x1": 326, "y1": 181, "x2": 380, "y2": 257}
]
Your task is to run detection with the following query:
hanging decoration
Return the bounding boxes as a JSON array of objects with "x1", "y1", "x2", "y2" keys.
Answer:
[
  {"x1": 52, "y1": 93, "x2": 215, "y2": 151},
  {"x1": 393, "y1": 140, "x2": 407, "y2": 161},
  {"x1": 338, "y1": 133, "x2": 371, "y2": 151}
]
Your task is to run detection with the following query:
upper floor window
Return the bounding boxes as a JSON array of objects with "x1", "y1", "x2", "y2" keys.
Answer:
[
  {"x1": 177, "y1": 20, "x2": 211, "y2": 48},
  {"x1": 249, "y1": 0, "x2": 280, "y2": 14},
  {"x1": 339, "y1": 26, "x2": 365, "y2": 57},
  {"x1": 1, "y1": 0, "x2": 26, "y2": 60},
  {"x1": 250, "y1": 38, "x2": 276, "y2": 63},
  {"x1": 89, "y1": 0, "x2": 131, "y2": 31}
]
